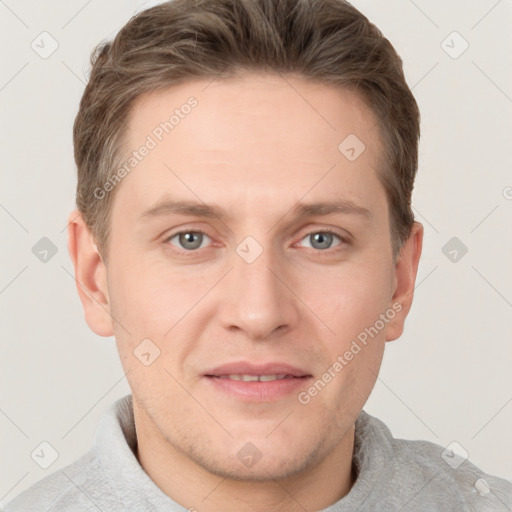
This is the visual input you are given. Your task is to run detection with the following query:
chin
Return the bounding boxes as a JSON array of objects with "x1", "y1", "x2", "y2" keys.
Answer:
[{"x1": 206, "y1": 453, "x2": 315, "y2": 483}]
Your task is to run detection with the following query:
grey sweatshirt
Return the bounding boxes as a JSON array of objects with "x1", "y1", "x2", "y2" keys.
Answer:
[{"x1": 4, "y1": 395, "x2": 511, "y2": 511}]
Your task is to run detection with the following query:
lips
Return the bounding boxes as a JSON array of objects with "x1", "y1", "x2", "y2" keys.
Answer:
[
  {"x1": 204, "y1": 361, "x2": 312, "y2": 379},
  {"x1": 203, "y1": 362, "x2": 313, "y2": 402}
]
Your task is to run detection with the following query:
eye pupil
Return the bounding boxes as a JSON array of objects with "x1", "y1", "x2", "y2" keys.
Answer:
[{"x1": 311, "y1": 232, "x2": 333, "y2": 250}]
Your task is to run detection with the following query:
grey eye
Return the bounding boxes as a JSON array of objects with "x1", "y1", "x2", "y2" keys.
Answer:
[
  {"x1": 299, "y1": 232, "x2": 342, "y2": 250},
  {"x1": 169, "y1": 231, "x2": 210, "y2": 251}
]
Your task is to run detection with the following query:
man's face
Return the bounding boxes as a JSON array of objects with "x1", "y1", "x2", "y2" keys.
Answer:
[{"x1": 83, "y1": 73, "x2": 414, "y2": 480}]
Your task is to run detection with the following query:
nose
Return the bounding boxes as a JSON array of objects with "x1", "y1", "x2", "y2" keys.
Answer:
[{"x1": 218, "y1": 242, "x2": 301, "y2": 340}]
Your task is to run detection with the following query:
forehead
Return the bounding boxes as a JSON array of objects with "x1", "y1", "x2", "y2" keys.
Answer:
[
  {"x1": 127, "y1": 72, "x2": 382, "y2": 154},
  {"x1": 114, "y1": 72, "x2": 387, "y2": 222}
]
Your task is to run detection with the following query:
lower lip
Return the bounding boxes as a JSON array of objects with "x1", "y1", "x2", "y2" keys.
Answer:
[{"x1": 204, "y1": 376, "x2": 312, "y2": 402}]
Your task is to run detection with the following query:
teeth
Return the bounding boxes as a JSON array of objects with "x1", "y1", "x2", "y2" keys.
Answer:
[
  {"x1": 222, "y1": 374, "x2": 289, "y2": 382},
  {"x1": 258, "y1": 374, "x2": 288, "y2": 381}
]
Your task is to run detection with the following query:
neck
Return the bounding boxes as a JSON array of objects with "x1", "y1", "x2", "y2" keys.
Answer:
[{"x1": 134, "y1": 409, "x2": 357, "y2": 512}]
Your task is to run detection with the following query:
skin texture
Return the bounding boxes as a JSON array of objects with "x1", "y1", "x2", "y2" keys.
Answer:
[{"x1": 68, "y1": 72, "x2": 423, "y2": 512}]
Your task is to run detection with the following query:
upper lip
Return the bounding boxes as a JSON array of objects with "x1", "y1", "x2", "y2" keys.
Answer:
[{"x1": 205, "y1": 361, "x2": 311, "y2": 377}]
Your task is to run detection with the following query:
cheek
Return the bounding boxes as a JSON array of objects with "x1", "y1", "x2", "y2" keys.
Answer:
[
  {"x1": 310, "y1": 264, "x2": 393, "y2": 338},
  {"x1": 108, "y1": 253, "x2": 205, "y2": 335},
  {"x1": 309, "y1": 270, "x2": 389, "y2": 408}
]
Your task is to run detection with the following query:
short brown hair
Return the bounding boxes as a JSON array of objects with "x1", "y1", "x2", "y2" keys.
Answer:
[{"x1": 73, "y1": 0, "x2": 420, "y2": 263}]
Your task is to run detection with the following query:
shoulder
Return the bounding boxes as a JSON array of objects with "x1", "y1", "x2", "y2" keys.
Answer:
[
  {"x1": 359, "y1": 412, "x2": 512, "y2": 511},
  {"x1": 3, "y1": 449, "x2": 121, "y2": 512},
  {"x1": 395, "y1": 437, "x2": 510, "y2": 509},
  {"x1": 3, "y1": 396, "x2": 135, "y2": 512}
]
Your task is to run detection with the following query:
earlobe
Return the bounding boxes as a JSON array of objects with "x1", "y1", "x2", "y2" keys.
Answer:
[
  {"x1": 67, "y1": 209, "x2": 114, "y2": 337},
  {"x1": 385, "y1": 221, "x2": 424, "y2": 342}
]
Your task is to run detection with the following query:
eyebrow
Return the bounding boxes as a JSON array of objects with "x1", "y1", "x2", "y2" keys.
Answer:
[{"x1": 139, "y1": 198, "x2": 372, "y2": 222}]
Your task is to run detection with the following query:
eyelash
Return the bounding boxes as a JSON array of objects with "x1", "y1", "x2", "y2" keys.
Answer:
[{"x1": 164, "y1": 228, "x2": 348, "y2": 255}]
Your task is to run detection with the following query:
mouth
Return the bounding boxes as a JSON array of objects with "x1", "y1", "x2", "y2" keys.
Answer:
[
  {"x1": 207, "y1": 374, "x2": 308, "y2": 382},
  {"x1": 203, "y1": 362, "x2": 313, "y2": 402}
]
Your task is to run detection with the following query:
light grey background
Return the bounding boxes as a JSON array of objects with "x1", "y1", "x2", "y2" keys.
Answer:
[{"x1": 1, "y1": 0, "x2": 511, "y2": 505}]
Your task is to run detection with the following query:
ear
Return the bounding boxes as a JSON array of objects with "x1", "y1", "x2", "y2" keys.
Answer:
[
  {"x1": 67, "y1": 209, "x2": 114, "y2": 337},
  {"x1": 385, "y1": 221, "x2": 423, "y2": 342}
]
